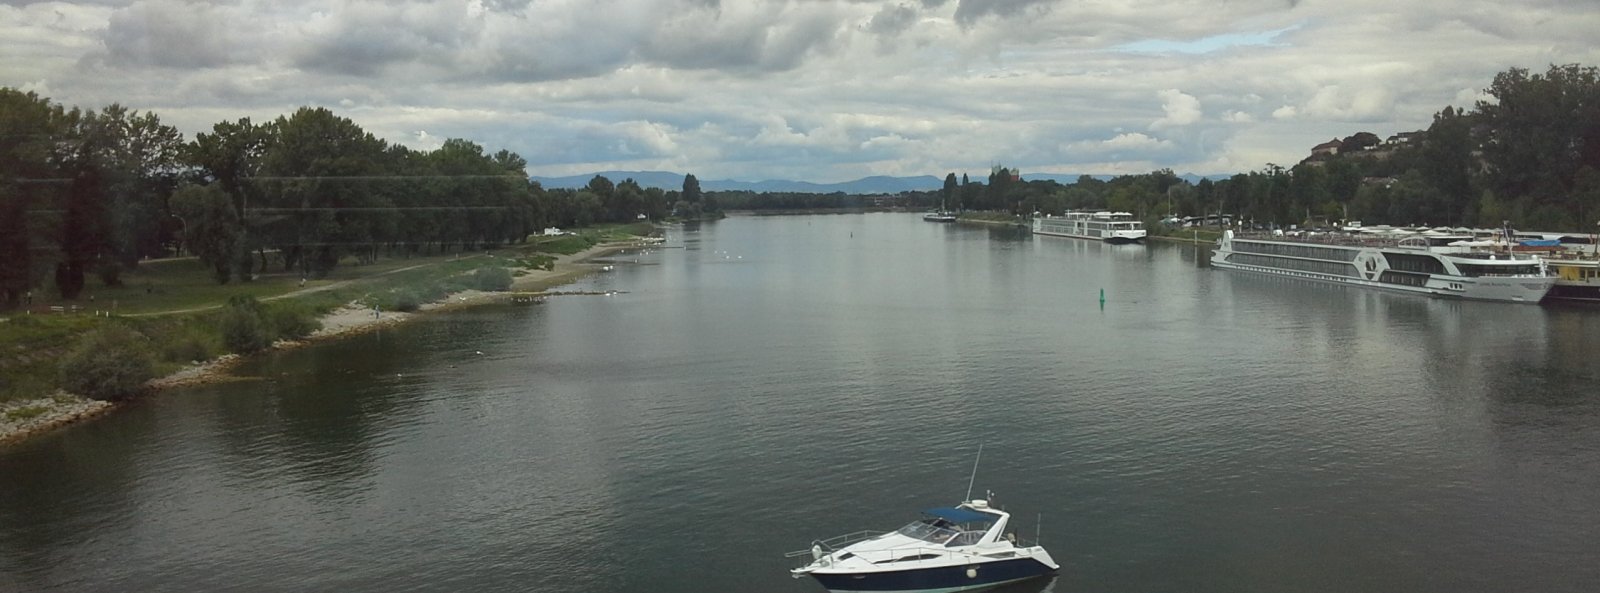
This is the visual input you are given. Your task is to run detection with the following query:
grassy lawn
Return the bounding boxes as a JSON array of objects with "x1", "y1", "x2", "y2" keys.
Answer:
[{"x1": 20, "y1": 226, "x2": 641, "y2": 317}]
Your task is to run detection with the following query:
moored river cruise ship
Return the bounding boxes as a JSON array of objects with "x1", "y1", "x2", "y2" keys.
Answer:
[
  {"x1": 1032, "y1": 211, "x2": 1146, "y2": 243},
  {"x1": 1212, "y1": 230, "x2": 1556, "y2": 304}
]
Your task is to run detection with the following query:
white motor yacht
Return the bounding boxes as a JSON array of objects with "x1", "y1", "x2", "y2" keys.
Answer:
[{"x1": 788, "y1": 497, "x2": 1059, "y2": 593}]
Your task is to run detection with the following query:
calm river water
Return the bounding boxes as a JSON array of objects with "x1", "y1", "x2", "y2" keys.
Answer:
[{"x1": 3, "y1": 213, "x2": 1599, "y2": 593}]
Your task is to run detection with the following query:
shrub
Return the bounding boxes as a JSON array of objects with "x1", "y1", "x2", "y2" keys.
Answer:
[
  {"x1": 142, "y1": 320, "x2": 220, "y2": 363},
  {"x1": 473, "y1": 266, "x2": 513, "y2": 292},
  {"x1": 265, "y1": 301, "x2": 321, "y2": 340},
  {"x1": 392, "y1": 289, "x2": 422, "y2": 312},
  {"x1": 59, "y1": 325, "x2": 157, "y2": 401},
  {"x1": 220, "y1": 296, "x2": 271, "y2": 353}
]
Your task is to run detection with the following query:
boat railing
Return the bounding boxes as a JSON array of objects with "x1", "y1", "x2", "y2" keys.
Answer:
[
  {"x1": 1232, "y1": 231, "x2": 1542, "y2": 259},
  {"x1": 787, "y1": 530, "x2": 1045, "y2": 569},
  {"x1": 785, "y1": 530, "x2": 884, "y2": 559}
]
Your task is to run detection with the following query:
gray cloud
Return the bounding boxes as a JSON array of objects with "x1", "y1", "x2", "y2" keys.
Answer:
[
  {"x1": 639, "y1": 2, "x2": 851, "y2": 74},
  {"x1": 867, "y1": 3, "x2": 919, "y2": 35},
  {"x1": 953, "y1": 0, "x2": 1051, "y2": 26},
  {"x1": 292, "y1": 1, "x2": 482, "y2": 77},
  {"x1": 94, "y1": 0, "x2": 241, "y2": 69}
]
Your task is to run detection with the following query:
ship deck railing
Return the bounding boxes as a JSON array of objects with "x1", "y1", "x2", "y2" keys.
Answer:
[{"x1": 1231, "y1": 231, "x2": 1541, "y2": 258}]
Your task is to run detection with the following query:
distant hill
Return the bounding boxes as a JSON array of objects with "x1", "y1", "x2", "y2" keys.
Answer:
[
  {"x1": 530, "y1": 170, "x2": 1230, "y2": 194},
  {"x1": 1021, "y1": 172, "x2": 1228, "y2": 185},
  {"x1": 529, "y1": 171, "x2": 944, "y2": 194}
]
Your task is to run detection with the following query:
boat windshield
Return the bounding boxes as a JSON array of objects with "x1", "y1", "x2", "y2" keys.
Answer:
[{"x1": 894, "y1": 519, "x2": 959, "y2": 544}]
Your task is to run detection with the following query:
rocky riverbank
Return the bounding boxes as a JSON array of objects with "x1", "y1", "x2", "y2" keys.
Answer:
[
  {"x1": 0, "y1": 394, "x2": 115, "y2": 447},
  {"x1": 0, "y1": 241, "x2": 640, "y2": 447}
]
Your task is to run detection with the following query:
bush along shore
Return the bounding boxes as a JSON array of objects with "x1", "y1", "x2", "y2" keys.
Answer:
[{"x1": 0, "y1": 234, "x2": 648, "y2": 447}]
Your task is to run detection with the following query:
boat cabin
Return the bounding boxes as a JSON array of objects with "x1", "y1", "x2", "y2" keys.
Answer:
[{"x1": 894, "y1": 504, "x2": 1005, "y2": 547}]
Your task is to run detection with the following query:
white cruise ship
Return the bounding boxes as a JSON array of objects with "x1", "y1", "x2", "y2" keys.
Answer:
[
  {"x1": 1032, "y1": 211, "x2": 1146, "y2": 244},
  {"x1": 1212, "y1": 230, "x2": 1556, "y2": 304}
]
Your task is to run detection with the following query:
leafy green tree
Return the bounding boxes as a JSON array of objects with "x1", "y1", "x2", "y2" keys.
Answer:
[
  {"x1": 1339, "y1": 132, "x2": 1381, "y2": 154},
  {"x1": 0, "y1": 88, "x2": 65, "y2": 308},
  {"x1": 1419, "y1": 106, "x2": 1476, "y2": 224},
  {"x1": 171, "y1": 184, "x2": 241, "y2": 283},
  {"x1": 941, "y1": 172, "x2": 958, "y2": 211},
  {"x1": 56, "y1": 146, "x2": 108, "y2": 299},
  {"x1": 1478, "y1": 64, "x2": 1600, "y2": 204},
  {"x1": 682, "y1": 173, "x2": 702, "y2": 205},
  {"x1": 189, "y1": 118, "x2": 271, "y2": 277},
  {"x1": 258, "y1": 107, "x2": 390, "y2": 277}
]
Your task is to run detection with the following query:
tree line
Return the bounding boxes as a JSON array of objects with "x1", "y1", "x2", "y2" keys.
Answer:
[
  {"x1": 906, "y1": 64, "x2": 1600, "y2": 233},
  {"x1": 0, "y1": 91, "x2": 718, "y2": 308}
]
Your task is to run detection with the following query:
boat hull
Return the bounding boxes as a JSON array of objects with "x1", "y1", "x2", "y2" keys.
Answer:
[
  {"x1": 1211, "y1": 233, "x2": 1555, "y2": 304},
  {"x1": 1210, "y1": 256, "x2": 1554, "y2": 303},
  {"x1": 1545, "y1": 282, "x2": 1600, "y2": 303},
  {"x1": 808, "y1": 557, "x2": 1056, "y2": 593},
  {"x1": 1031, "y1": 212, "x2": 1147, "y2": 243}
]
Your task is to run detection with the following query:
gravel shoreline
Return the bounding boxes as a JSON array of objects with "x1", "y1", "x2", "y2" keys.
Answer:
[{"x1": 0, "y1": 241, "x2": 639, "y2": 448}]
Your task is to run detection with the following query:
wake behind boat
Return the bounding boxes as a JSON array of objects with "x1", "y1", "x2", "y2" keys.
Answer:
[{"x1": 787, "y1": 497, "x2": 1058, "y2": 593}]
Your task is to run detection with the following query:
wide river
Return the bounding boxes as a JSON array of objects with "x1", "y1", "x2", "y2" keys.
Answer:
[{"x1": 3, "y1": 213, "x2": 1599, "y2": 593}]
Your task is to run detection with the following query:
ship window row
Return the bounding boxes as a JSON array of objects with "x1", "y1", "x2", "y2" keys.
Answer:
[
  {"x1": 1382, "y1": 253, "x2": 1447, "y2": 275},
  {"x1": 1379, "y1": 271, "x2": 1429, "y2": 287},
  {"x1": 1454, "y1": 263, "x2": 1542, "y2": 277},
  {"x1": 1229, "y1": 253, "x2": 1359, "y2": 277},
  {"x1": 1233, "y1": 242, "x2": 1358, "y2": 262},
  {"x1": 1040, "y1": 221, "x2": 1137, "y2": 232}
]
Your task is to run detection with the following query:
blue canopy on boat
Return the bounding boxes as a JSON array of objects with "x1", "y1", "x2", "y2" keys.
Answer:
[
  {"x1": 1520, "y1": 239, "x2": 1561, "y2": 247},
  {"x1": 923, "y1": 507, "x2": 998, "y2": 524}
]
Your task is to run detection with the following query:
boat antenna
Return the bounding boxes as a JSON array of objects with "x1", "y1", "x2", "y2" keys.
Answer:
[
  {"x1": 964, "y1": 444, "x2": 984, "y2": 502},
  {"x1": 1036, "y1": 512, "x2": 1043, "y2": 545}
]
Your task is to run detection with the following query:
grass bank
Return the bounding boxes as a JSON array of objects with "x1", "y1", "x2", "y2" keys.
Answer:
[{"x1": 0, "y1": 222, "x2": 655, "y2": 409}]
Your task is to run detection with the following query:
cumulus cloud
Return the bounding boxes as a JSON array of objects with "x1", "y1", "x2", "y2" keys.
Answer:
[
  {"x1": 1063, "y1": 132, "x2": 1175, "y2": 160},
  {"x1": 1272, "y1": 105, "x2": 1298, "y2": 120},
  {"x1": 1151, "y1": 89, "x2": 1202, "y2": 128},
  {"x1": 1104, "y1": 132, "x2": 1172, "y2": 149},
  {"x1": 1300, "y1": 84, "x2": 1396, "y2": 121}
]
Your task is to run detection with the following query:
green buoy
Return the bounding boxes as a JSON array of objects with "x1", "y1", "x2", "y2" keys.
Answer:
[{"x1": 1099, "y1": 288, "x2": 1105, "y2": 308}]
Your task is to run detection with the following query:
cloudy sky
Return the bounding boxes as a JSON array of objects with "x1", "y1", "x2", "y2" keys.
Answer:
[{"x1": 4, "y1": 0, "x2": 1600, "y2": 182}]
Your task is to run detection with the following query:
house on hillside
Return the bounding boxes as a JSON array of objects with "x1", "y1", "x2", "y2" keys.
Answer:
[
  {"x1": 1385, "y1": 131, "x2": 1424, "y2": 145},
  {"x1": 1311, "y1": 138, "x2": 1341, "y2": 157}
]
